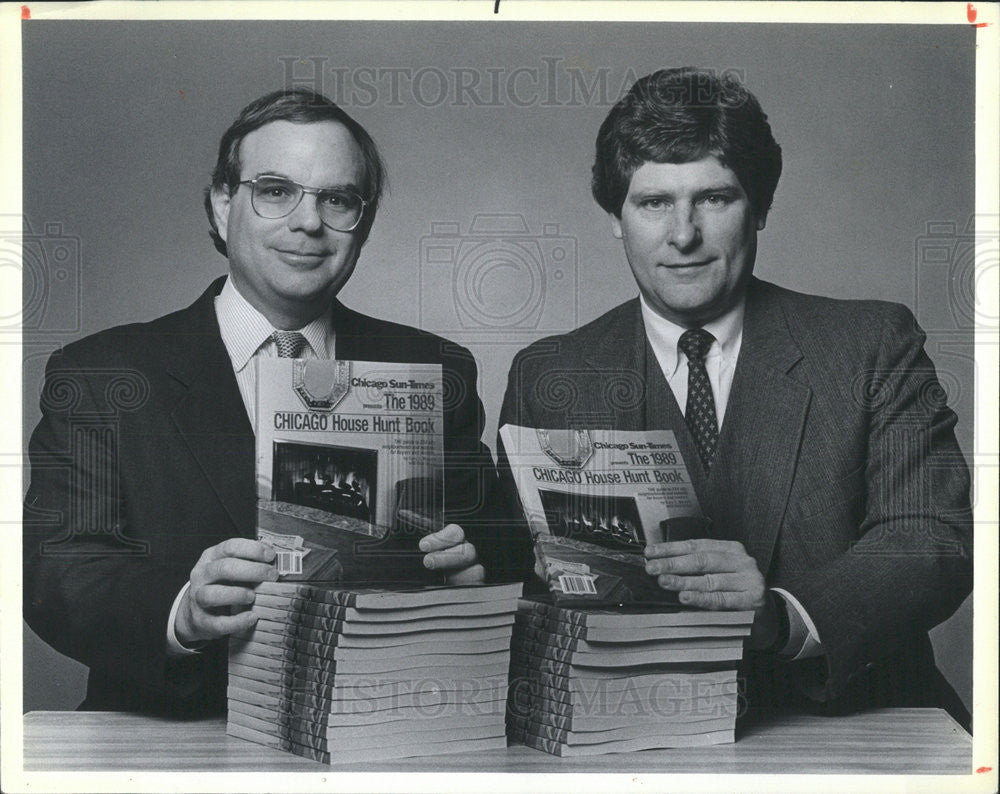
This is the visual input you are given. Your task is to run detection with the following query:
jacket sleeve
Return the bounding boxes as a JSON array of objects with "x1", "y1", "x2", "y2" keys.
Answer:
[
  {"x1": 440, "y1": 342, "x2": 533, "y2": 583},
  {"x1": 23, "y1": 346, "x2": 218, "y2": 712},
  {"x1": 780, "y1": 304, "x2": 973, "y2": 700}
]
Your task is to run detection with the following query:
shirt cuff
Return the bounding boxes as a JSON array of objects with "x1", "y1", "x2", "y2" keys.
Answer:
[
  {"x1": 166, "y1": 581, "x2": 203, "y2": 657},
  {"x1": 771, "y1": 587, "x2": 824, "y2": 660}
]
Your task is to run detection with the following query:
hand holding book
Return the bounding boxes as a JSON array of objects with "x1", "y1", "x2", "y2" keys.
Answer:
[
  {"x1": 644, "y1": 537, "x2": 778, "y2": 649},
  {"x1": 419, "y1": 523, "x2": 485, "y2": 584},
  {"x1": 175, "y1": 537, "x2": 279, "y2": 645}
]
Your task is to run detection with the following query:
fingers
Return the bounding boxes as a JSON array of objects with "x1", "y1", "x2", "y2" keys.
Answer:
[
  {"x1": 424, "y1": 540, "x2": 478, "y2": 572},
  {"x1": 645, "y1": 549, "x2": 753, "y2": 577},
  {"x1": 676, "y1": 590, "x2": 760, "y2": 610},
  {"x1": 180, "y1": 538, "x2": 280, "y2": 644},
  {"x1": 418, "y1": 523, "x2": 466, "y2": 552},
  {"x1": 446, "y1": 564, "x2": 486, "y2": 585},
  {"x1": 644, "y1": 538, "x2": 746, "y2": 559},
  {"x1": 176, "y1": 578, "x2": 260, "y2": 644},
  {"x1": 186, "y1": 605, "x2": 260, "y2": 641},
  {"x1": 200, "y1": 557, "x2": 279, "y2": 586},
  {"x1": 418, "y1": 524, "x2": 483, "y2": 576},
  {"x1": 201, "y1": 538, "x2": 276, "y2": 564},
  {"x1": 192, "y1": 583, "x2": 256, "y2": 610},
  {"x1": 642, "y1": 538, "x2": 767, "y2": 612},
  {"x1": 654, "y1": 572, "x2": 744, "y2": 593},
  {"x1": 656, "y1": 573, "x2": 767, "y2": 612}
]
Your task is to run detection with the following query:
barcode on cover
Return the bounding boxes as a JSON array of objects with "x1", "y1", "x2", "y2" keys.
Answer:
[
  {"x1": 558, "y1": 573, "x2": 597, "y2": 595},
  {"x1": 275, "y1": 550, "x2": 304, "y2": 576}
]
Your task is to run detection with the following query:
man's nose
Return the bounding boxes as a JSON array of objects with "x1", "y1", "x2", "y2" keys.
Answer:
[
  {"x1": 286, "y1": 193, "x2": 325, "y2": 233},
  {"x1": 667, "y1": 206, "x2": 700, "y2": 251}
]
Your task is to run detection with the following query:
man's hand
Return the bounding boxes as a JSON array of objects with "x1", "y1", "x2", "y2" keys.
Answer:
[
  {"x1": 645, "y1": 538, "x2": 777, "y2": 649},
  {"x1": 175, "y1": 538, "x2": 278, "y2": 646},
  {"x1": 419, "y1": 524, "x2": 485, "y2": 584}
]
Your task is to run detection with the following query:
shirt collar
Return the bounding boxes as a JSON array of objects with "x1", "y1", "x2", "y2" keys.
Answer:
[
  {"x1": 214, "y1": 276, "x2": 334, "y2": 371},
  {"x1": 639, "y1": 293, "x2": 746, "y2": 379}
]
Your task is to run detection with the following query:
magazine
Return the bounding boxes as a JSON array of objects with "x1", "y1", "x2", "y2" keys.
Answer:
[
  {"x1": 256, "y1": 358, "x2": 444, "y2": 581},
  {"x1": 499, "y1": 425, "x2": 706, "y2": 606}
]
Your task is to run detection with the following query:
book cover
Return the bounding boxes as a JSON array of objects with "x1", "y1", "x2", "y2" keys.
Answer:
[
  {"x1": 248, "y1": 610, "x2": 516, "y2": 638},
  {"x1": 251, "y1": 590, "x2": 521, "y2": 621},
  {"x1": 519, "y1": 596, "x2": 754, "y2": 630},
  {"x1": 500, "y1": 425, "x2": 709, "y2": 606},
  {"x1": 256, "y1": 359, "x2": 445, "y2": 582},
  {"x1": 510, "y1": 632, "x2": 743, "y2": 667}
]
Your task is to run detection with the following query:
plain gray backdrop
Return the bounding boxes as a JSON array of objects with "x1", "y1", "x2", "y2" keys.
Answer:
[{"x1": 20, "y1": 20, "x2": 977, "y2": 713}]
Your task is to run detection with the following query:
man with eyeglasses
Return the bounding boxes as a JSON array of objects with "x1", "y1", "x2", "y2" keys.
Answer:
[{"x1": 24, "y1": 89, "x2": 519, "y2": 715}]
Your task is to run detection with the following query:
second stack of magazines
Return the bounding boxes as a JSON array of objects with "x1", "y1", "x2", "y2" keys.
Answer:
[
  {"x1": 507, "y1": 597, "x2": 754, "y2": 756},
  {"x1": 227, "y1": 580, "x2": 521, "y2": 764}
]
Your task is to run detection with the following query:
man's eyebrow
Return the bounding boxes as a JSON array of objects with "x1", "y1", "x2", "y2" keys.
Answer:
[
  {"x1": 252, "y1": 172, "x2": 364, "y2": 192},
  {"x1": 629, "y1": 183, "x2": 741, "y2": 198},
  {"x1": 695, "y1": 184, "x2": 742, "y2": 195}
]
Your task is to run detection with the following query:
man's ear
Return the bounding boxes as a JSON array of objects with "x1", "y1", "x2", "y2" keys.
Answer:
[
  {"x1": 209, "y1": 186, "x2": 232, "y2": 244},
  {"x1": 610, "y1": 213, "x2": 623, "y2": 240},
  {"x1": 756, "y1": 211, "x2": 768, "y2": 231}
]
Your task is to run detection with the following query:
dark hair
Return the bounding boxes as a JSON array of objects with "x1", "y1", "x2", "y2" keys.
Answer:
[
  {"x1": 204, "y1": 89, "x2": 387, "y2": 255},
  {"x1": 592, "y1": 68, "x2": 782, "y2": 219}
]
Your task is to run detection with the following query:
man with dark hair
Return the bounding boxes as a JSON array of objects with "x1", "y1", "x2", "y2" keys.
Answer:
[
  {"x1": 24, "y1": 89, "x2": 504, "y2": 715},
  {"x1": 500, "y1": 68, "x2": 973, "y2": 726}
]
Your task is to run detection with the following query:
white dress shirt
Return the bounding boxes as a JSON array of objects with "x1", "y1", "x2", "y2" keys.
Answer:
[
  {"x1": 639, "y1": 294, "x2": 823, "y2": 661},
  {"x1": 166, "y1": 277, "x2": 336, "y2": 656}
]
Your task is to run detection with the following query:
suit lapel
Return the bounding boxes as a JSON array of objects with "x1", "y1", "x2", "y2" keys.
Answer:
[
  {"x1": 331, "y1": 301, "x2": 373, "y2": 361},
  {"x1": 581, "y1": 300, "x2": 646, "y2": 430},
  {"x1": 165, "y1": 279, "x2": 256, "y2": 537},
  {"x1": 713, "y1": 279, "x2": 811, "y2": 574},
  {"x1": 584, "y1": 300, "x2": 714, "y2": 509}
]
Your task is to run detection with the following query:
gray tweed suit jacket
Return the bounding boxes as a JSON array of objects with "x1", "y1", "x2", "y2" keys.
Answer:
[{"x1": 498, "y1": 277, "x2": 972, "y2": 718}]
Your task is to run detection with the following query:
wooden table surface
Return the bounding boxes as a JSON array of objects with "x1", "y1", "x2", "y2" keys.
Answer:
[{"x1": 21, "y1": 708, "x2": 971, "y2": 774}]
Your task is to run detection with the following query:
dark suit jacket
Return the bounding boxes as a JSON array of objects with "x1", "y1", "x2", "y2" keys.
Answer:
[
  {"x1": 23, "y1": 276, "x2": 513, "y2": 715},
  {"x1": 498, "y1": 278, "x2": 972, "y2": 722}
]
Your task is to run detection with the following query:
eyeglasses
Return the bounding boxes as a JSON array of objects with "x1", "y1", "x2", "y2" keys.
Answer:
[{"x1": 238, "y1": 176, "x2": 368, "y2": 232}]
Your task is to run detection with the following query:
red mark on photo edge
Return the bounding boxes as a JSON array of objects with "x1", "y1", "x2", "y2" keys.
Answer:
[
  {"x1": 976, "y1": 766, "x2": 993, "y2": 773},
  {"x1": 21, "y1": 5, "x2": 30, "y2": 19},
  {"x1": 967, "y1": 3, "x2": 989, "y2": 27}
]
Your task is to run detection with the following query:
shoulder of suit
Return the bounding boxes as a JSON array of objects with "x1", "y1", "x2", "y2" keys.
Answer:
[
  {"x1": 52, "y1": 296, "x2": 213, "y2": 369},
  {"x1": 333, "y1": 302, "x2": 476, "y2": 365},
  {"x1": 755, "y1": 279, "x2": 918, "y2": 339},
  {"x1": 509, "y1": 299, "x2": 638, "y2": 367}
]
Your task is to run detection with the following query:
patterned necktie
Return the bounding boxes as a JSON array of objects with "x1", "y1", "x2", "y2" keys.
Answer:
[
  {"x1": 271, "y1": 330, "x2": 308, "y2": 358},
  {"x1": 678, "y1": 328, "x2": 719, "y2": 472}
]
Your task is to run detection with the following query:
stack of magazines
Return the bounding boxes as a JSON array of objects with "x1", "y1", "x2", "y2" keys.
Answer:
[
  {"x1": 499, "y1": 425, "x2": 755, "y2": 754},
  {"x1": 226, "y1": 580, "x2": 522, "y2": 764},
  {"x1": 506, "y1": 597, "x2": 754, "y2": 756}
]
